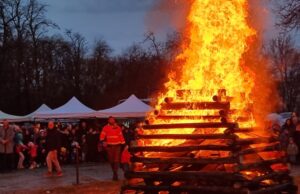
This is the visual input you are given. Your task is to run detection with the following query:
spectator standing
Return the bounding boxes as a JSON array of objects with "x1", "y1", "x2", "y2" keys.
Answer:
[
  {"x1": 100, "y1": 116, "x2": 125, "y2": 181},
  {"x1": 121, "y1": 145, "x2": 131, "y2": 173},
  {"x1": 294, "y1": 122, "x2": 300, "y2": 162},
  {"x1": 81, "y1": 135, "x2": 87, "y2": 162},
  {"x1": 122, "y1": 125, "x2": 134, "y2": 146},
  {"x1": 0, "y1": 120, "x2": 15, "y2": 172},
  {"x1": 15, "y1": 126, "x2": 27, "y2": 169},
  {"x1": 59, "y1": 126, "x2": 70, "y2": 164},
  {"x1": 37, "y1": 129, "x2": 47, "y2": 167},
  {"x1": 27, "y1": 142, "x2": 38, "y2": 169},
  {"x1": 77, "y1": 122, "x2": 88, "y2": 145},
  {"x1": 279, "y1": 129, "x2": 290, "y2": 151},
  {"x1": 45, "y1": 121, "x2": 63, "y2": 177},
  {"x1": 282, "y1": 119, "x2": 296, "y2": 138},
  {"x1": 292, "y1": 112, "x2": 299, "y2": 126},
  {"x1": 287, "y1": 137, "x2": 299, "y2": 164},
  {"x1": 31, "y1": 124, "x2": 41, "y2": 145},
  {"x1": 86, "y1": 128, "x2": 99, "y2": 162}
]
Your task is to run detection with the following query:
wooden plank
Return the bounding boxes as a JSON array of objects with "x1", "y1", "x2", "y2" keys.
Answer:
[
  {"x1": 239, "y1": 144, "x2": 280, "y2": 155},
  {"x1": 161, "y1": 101, "x2": 230, "y2": 110},
  {"x1": 129, "y1": 145, "x2": 234, "y2": 152},
  {"x1": 143, "y1": 122, "x2": 237, "y2": 129},
  {"x1": 125, "y1": 171, "x2": 245, "y2": 181},
  {"x1": 131, "y1": 156, "x2": 238, "y2": 164},
  {"x1": 137, "y1": 134, "x2": 236, "y2": 140},
  {"x1": 156, "y1": 115, "x2": 222, "y2": 120},
  {"x1": 121, "y1": 185, "x2": 248, "y2": 194},
  {"x1": 238, "y1": 158, "x2": 286, "y2": 171},
  {"x1": 250, "y1": 183, "x2": 294, "y2": 194},
  {"x1": 236, "y1": 137, "x2": 278, "y2": 145}
]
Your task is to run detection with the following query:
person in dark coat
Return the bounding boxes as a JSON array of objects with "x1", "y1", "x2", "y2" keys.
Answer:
[
  {"x1": 282, "y1": 119, "x2": 295, "y2": 138},
  {"x1": 294, "y1": 122, "x2": 300, "y2": 162},
  {"x1": 86, "y1": 128, "x2": 99, "y2": 162},
  {"x1": 45, "y1": 121, "x2": 63, "y2": 177},
  {"x1": 59, "y1": 126, "x2": 70, "y2": 164},
  {"x1": 122, "y1": 125, "x2": 134, "y2": 146},
  {"x1": 0, "y1": 120, "x2": 15, "y2": 172}
]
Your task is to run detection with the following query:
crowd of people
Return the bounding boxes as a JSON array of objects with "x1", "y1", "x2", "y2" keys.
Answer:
[
  {"x1": 277, "y1": 112, "x2": 300, "y2": 164},
  {"x1": 2, "y1": 113, "x2": 300, "y2": 181},
  {"x1": 0, "y1": 117, "x2": 136, "y2": 180}
]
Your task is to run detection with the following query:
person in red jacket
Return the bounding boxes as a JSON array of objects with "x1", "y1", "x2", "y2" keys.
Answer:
[{"x1": 100, "y1": 116, "x2": 125, "y2": 181}]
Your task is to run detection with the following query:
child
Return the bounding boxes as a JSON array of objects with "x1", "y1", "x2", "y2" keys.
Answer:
[
  {"x1": 121, "y1": 145, "x2": 131, "y2": 173},
  {"x1": 287, "y1": 137, "x2": 298, "y2": 164},
  {"x1": 27, "y1": 142, "x2": 38, "y2": 169},
  {"x1": 59, "y1": 147, "x2": 68, "y2": 164},
  {"x1": 15, "y1": 127, "x2": 27, "y2": 169}
]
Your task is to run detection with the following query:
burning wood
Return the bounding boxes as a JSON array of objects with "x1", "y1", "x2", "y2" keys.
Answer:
[
  {"x1": 143, "y1": 122, "x2": 237, "y2": 129},
  {"x1": 121, "y1": 0, "x2": 297, "y2": 193},
  {"x1": 131, "y1": 156, "x2": 238, "y2": 164},
  {"x1": 161, "y1": 101, "x2": 230, "y2": 110},
  {"x1": 137, "y1": 134, "x2": 236, "y2": 140},
  {"x1": 130, "y1": 145, "x2": 234, "y2": 152}
]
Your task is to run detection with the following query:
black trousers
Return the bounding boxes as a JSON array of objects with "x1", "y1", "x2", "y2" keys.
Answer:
[{"x1": 0, "y1": 153, "x2": 15, "y2": 172}]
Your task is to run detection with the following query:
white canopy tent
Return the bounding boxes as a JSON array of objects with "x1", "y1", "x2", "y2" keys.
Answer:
[
  {"x1": 0, "y1": 111, "x2": 23, "y2": 122},
  {"x1": 20, "y1": 104, "x2": 52, "y2": 121},
  {"x1": 91, "y1": 94, "x2": 153, "y2": 118},
  {"x1": 34, "y1": 97, "x2": 95, "y2": 119}
]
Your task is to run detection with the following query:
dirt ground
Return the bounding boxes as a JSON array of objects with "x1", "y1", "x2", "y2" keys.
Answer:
[
  {"x1": 0, "y1": 163, "x2": 123, "y2": 194},
  {"x1": 1, "y1": 164, "x2": 300, "y2": 194}
]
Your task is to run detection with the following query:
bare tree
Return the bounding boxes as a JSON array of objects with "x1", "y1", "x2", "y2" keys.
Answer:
[
  {"x1": 25, "y1": 0, "x2": 58, "y2": 91},
  {"x1": 275, "y1": 0, "x2": 300, "y2": 30},
  {"x1": 65, "y1": 30, "x2": 87, "y2": 97},
  {"x1": 268, "y1": 34, "x2": 300, "y2": 110},
  {"x1": 143, "y1": 31, "x2": 163, "y2": 57}
]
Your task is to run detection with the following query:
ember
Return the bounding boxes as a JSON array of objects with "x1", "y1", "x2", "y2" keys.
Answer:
[{"x1": 122, "y1": 0, "x2": 297, "y2": 193}]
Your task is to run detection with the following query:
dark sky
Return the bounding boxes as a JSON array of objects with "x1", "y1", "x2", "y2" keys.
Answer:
[
  {"x1": 39, "y1": 0, "x2": 177, "y2": 55},
  {"x1": 40, "y1": 0, "x2": 279, "y2": 55}
]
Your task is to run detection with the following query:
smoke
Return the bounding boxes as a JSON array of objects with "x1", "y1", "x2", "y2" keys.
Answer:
[
  {"x1": 145, "y1": 0, "x2": 191, "y2": 33},
  {"x1": 244, "y1": 0, "x2": 280, "y2": 127}
]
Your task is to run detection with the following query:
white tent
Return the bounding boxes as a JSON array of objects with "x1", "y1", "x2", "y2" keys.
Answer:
[
  {"x1": 266, "y1": 113, "x2": 284, "y2": 126},
  {"x1": 31, "y1": 104, "x2": 52, "y2": 114},
  {"x1": 34, "y1": 97, "x2": 95, "y2": 119},
  {"x1": 19, "y1": 104, "x2": 52, "y2": 121},
  {"x1": 0, "y1": 111, "x2": 23, "y2": 122},
  {"x1": 92, "y1": 94, "x2": 153, "y2": 118}
]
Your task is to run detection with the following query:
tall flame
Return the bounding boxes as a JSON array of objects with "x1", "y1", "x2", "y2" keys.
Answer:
[{"x1": 146, "y1": 0, "x2": 272, "y2": 146}]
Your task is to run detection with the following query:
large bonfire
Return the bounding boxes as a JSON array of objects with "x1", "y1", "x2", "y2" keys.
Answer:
[
  {"x1": 146, "y1": 0, "x2": 266, "y2": 146},
  {"x1": 122, "y1": 0, "x2": 297, "y2": 193}
]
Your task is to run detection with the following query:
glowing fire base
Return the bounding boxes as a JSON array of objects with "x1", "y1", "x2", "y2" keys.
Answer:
[{"x1": 121, "y1": 90, "x2": 297, "y2": 194}]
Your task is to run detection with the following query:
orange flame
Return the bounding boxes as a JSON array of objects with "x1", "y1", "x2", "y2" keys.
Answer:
[{"x1": 145, "y1": 0, "x2": 275, "y2": 146}]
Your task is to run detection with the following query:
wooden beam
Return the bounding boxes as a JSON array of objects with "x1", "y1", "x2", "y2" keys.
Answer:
[
  {"x1": 143, "y1": 122, "x2": 237, "y2": 129},
  {"x1": 244, "y1": 171, "x2": 291, "y2": 186},
  {"x1": 156, "y1": 115, "x2": 222, "y2": 120},
  {"x1": 121, "y1": 185, "x2": 248, "y2": 194},
  {"x1": 131, "y1": 156, "x2": 238, "y2": 164},
  {"x1": 236, "y1": 137, "x2": 278, "y2": 145},
  {"x1": 129, "y1": 145, "x2": 234, "y2": 152},
  {"x1": 250, "y1": 183, "x2": 295, "y2": 194},
  {"x1": 137, "y1": 134, "x2": 237, "y2": 140},
  {"x1": 238, "y1": 144, "x2": 280, "y2": 155},
  {"x1": 125, "y1": 171, "x2": 245, "y2": 181},
  {"x1": 238, "y1": 158, "x2": 286, "y2": 171},
  {"x1": 161, "y1": 101, "x2": 230, "y2": 110}
]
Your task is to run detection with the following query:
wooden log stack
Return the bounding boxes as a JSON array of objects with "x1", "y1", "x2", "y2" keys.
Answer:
[{"x1": 121, "y1": 90, "x2": 297, "y2": 194}]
